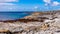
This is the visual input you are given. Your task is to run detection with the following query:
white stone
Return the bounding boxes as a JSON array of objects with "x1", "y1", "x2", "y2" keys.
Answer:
[
  {"x1": 44, "y1": 19, "x2": 54, "y2": 23},
  {"x1": 54, "y1": 32, "x2": 60, "y2": 34}
]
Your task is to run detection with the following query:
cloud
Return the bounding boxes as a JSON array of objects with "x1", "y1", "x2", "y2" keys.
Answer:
[
  {"x1": 0, "y1": 3, "x2": 16, "y2": 5},
  {"x1": 52, "y1": 1, "x2": 60, "y2": 6},
  {"x1": 0, "y1": 0, "x2": 19, "y2": 11},
  {"x1": 0, "y1": 4, "x2": 20, "y2": 11},
  {"x1": 45, "y1": 3, "x2": 48, "y2": 6},
  {"x1": 0, "y1": 2, "x2": 20, "y2": 11},
  {"x1": 43, "y1": 0, "x2": 51, "y2": 3},
  {"x1": 43, "y1": 0, "x2": 60, "y2": 6},
  {"x1": 0, "y1": 0, "x2": 18, "y2": 2},
  {"x1": 43, "y1": 0, "x2": 51, "y2": 6},
  {"x1": 34, "y1": 6, "x2": 38, "y2": 9}
]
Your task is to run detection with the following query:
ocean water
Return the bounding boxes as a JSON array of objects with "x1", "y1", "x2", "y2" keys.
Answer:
[{"x1": 0, "y1": 12, "x2": 31, "y2": 21}]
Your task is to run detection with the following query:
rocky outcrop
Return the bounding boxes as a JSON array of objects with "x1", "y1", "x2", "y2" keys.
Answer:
[{"x1": 0, "y1": 12, "x2": 60, "y2": 34}]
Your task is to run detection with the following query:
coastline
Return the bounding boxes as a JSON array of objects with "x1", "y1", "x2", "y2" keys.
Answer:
[{"x1": 0, "y1": 11, "x2": 60, "y2": 34}]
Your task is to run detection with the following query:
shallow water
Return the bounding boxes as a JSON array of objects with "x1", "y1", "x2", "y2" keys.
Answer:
[{"x1": 0, "y1": 12, "x2": 31, "y2": 21}]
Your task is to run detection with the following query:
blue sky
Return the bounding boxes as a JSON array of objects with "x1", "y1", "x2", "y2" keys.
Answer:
[{"x1": 0, "y1": 0, "x2": 60, "y2": 11}]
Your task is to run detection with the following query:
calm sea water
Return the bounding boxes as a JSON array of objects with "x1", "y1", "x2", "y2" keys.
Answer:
[{"x1": 0, "y1": 12, "x2": 31, "y2": 21}]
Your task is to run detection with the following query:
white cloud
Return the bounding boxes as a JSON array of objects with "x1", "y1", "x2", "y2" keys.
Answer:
[
  {"x1": 45, "y1": 3, "x2": 48, "y2": 6},
  {"x1": 52, "y1": 1, "x2": 60, "y2": 6},
  {"x1": 0, "y1": 0, "x2": 19, "y2": 11},
  {"x1": 0, "y1": 3, "x2": 16, "y2": 5},
  {"x1": 43, "y1": 0, "x2": 51, "y2": 3},
  {"x1": 0, "y1": 3, "x2": 20, "y2": 11},
  {"x1": 34, "y1": 6, "x2": 38, "y2": 9},
  {"x1": 0, "y1": 5, "x2": 20, "y2": 11},
  {"x1": 43, "y1": 0, "x2": 51, "y2": 6},
  {"x1": 43, "y1": 0, "x2": 60, "y2": 6},
  {"x1": 0, "y1": 0, "x2": 18, "y2": 2}
]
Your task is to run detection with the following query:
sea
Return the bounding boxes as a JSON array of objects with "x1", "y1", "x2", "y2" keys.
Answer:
[{"x1": 0, "y1": 12, "x2": 32, "y2": 21}]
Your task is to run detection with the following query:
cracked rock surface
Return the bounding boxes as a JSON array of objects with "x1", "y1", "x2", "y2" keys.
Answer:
[{"x1": 0, "y1": 12, "x2": 60, "y2": 34}]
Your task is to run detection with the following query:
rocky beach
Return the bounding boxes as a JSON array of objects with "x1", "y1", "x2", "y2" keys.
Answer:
[{"x1": 0, "y1": 11, "x2": 60, "y2": 34}]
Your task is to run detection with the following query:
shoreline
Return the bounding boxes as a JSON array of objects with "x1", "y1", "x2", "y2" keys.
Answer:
[
  {"x1": 0, "y1": 11, "x2": 57, "y2": 23},
  {"x1": 0, "y1": 11, "x2": 60, "y2": 34}
]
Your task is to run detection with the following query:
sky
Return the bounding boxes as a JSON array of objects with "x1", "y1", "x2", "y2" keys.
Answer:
[{"x1": 0, "y1": 0, "x2": 60, "y2": 11}]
